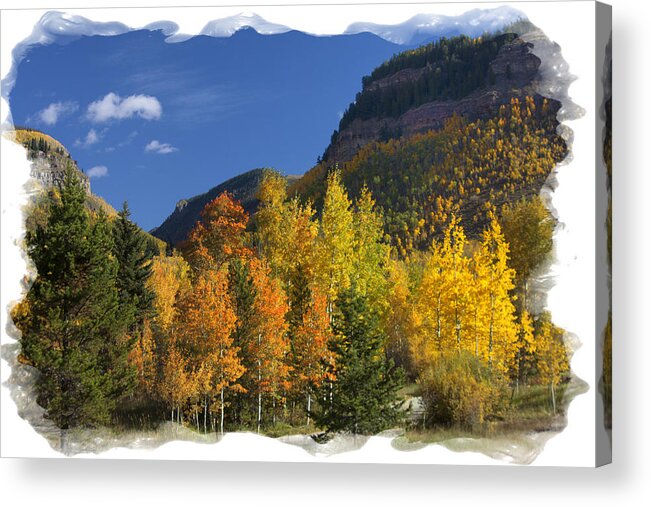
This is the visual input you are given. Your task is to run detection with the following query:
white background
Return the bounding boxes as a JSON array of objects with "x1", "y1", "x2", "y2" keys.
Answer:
[{"x1": 0, "y1": 0, "x2": 647, "y2": 504}]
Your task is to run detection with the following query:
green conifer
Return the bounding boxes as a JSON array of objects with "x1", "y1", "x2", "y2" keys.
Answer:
[{"x1": 312, "y1": 287, "x2": 404, "y2": 435}]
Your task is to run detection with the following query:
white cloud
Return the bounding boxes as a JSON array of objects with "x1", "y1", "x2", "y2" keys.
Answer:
[
  {"x1": 87, "y1": 165, "x2": 108, "y2": 178},
  {"x1": 34, "y1": 101, "x2": 78, "y2": 125},
  {"x1": 145, "y1": 139, "x2": 178, "y2": 154},
  {"x1": 74, "y1": 128, "x2": 101, "y2": 148},
  {"x1": 87, "y1": 92, "x2": 162, "y2": 122}
]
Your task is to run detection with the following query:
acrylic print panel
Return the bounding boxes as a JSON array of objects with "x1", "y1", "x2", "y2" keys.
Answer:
[{"x1": 0, "y1": 1, "x2": 611, "y2": 466}]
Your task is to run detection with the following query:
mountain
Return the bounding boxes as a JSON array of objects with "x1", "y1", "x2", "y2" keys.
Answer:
[
  {"x1": 151, "y1": 25, "x2": 565, "y2": 251},
  {"x1": 288, "y1": 27, "x2": 567, "y2": 252},
  {"x1": 321, "y1": 30, "x2": 541, "y2": 164},
  {"x1": 151, "y1": 169, "x2": 300, "y2": 246},
  {"x1": 344, "y1": 6, "x2": 525, "y2": 45},
  {"x1": 199, "y1": 12, "x2": 291, "y2": 38},
  {"x1": 10, "y1": 128, "x2": 166, "y2": 253}
]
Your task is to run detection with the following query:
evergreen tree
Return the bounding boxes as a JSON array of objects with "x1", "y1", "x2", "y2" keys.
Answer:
[
  {"x1": 227, "y1": 257, "x2": 257, "y2": 424},
  {"x1": 312, "y1": 287, "x2": 404, "y2": 435},
  {"x1": 113, "y1": 201, "x2": 155, "y2": 334},
  {"x1": 15, "y1": 166, "x2": 129, "y2": 428}
]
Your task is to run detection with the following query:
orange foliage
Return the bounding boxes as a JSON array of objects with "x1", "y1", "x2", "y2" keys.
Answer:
[{"x1": 184, "y1": 192, "x2": 252, "y2": 271}]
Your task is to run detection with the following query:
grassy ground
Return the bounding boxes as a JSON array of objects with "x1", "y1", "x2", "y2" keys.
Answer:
[{"x1": 401, "y1": 375, "x2": 588, "y2": 444}]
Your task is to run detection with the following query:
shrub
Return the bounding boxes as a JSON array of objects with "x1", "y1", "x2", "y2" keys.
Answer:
[{"x1": 419, "y1": 352, "x2": 509, "y2": 428}]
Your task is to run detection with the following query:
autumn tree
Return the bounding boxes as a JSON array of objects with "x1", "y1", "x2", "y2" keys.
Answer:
[
  {"x1": 289, "y1": 287, "x2": 332, "y2": 425},
  {"x1": 246, "y1": 258, "x2": 290, "y2": 432},
  {"x1": 129, "y1": 252, "x2": 192, "y2": 397},
  {"x1": 316, "y1": 170, "x2": 355, "y2": 312},
  {"x1": 500, "y1": 196, "x2": 555, "y2": 310},
  {"x1": 471, "y1": 213, "x2": 518, "y2": 375},
  {"x1": 384, "y1": 258, "x2": 415, "y2": 377},
  {"x1": 534, "y1": 312, "x2": 570, "y2": 414},
  {"x1": 184, "y1": 192, "x2": 251, "y2": 271},
  {"x1": 175, "y1": 269, "x2": 242, "y2": 434},
  {"x1": 254, "y1": 170, "x2": 289, "y2": 280},
  {"x1": 159, "y1": 342, "x2": 195, "y2": 424},
  {"x1": 148, "y1": 253, "x2": 191, "y2": 335},
  {"x1": 412, "y1": 216, "x2": 473, "y2": 369},
  {"x1": 351, "y1": 186, "x2": 390, "y2": 312}
]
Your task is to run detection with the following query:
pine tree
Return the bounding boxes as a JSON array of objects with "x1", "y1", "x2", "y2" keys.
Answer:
[
  {"x1": 113, "y1": 202, "x2": 155, "y2": 384},
  {"x1": 312, "y1": 287, "x2": 404, "y2": 435},
  {"x1": 16, "y1": 166, "x2": 129, "y2": 428}
]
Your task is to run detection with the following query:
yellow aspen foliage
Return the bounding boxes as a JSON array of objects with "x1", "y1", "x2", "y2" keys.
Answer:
[
  {"x1": 316, "y1": 170, "x2": 355, "y2": 310},
  {"x1": 471, "y1": 213, "x2": 518, "y2": 375},
  {"x1": 255, "y1": 170, "x2": 290, "y2": 280},
  {"x1": 384, "y1": 258, "x2": 415, "y2": 374},
  {"x1": 535, "y1": 312, "x2": 570, "y2": 414},
  {"x1": 129, "y1": 319, "x2": 157, "y2": 395},
  {"x1": 351, "y1": 185, "x2": 390, "y2": 312},
  {"x1": 412, "y1": 216, "x2": 472, "y2": 367},
  {"x1": 147, "y1": 253, "x2": 190, "y2": 334},
  {"x1": 159, "y1": 342, "x2": 197, "y2": 424}
]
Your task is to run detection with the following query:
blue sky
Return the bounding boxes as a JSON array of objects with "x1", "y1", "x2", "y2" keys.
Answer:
[{"x1": 9, "y1": 28, "x2": 401, "y2": 230}]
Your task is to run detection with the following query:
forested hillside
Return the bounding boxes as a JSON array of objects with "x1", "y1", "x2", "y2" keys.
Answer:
[
  {"x1": 292, "y1": 96, "x2": 565, "y2": 255},
  {"x1": 10, "y1": 26, "x2": 577, "y2": 450}
]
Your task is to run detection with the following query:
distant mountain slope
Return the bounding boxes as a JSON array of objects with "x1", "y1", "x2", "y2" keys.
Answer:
[
  {"x1": 151, "y1": 169, "x2": 301, "y2": 246},
  {"x1": 344, "y1": 6, "x2": 525, "y2": 45}
]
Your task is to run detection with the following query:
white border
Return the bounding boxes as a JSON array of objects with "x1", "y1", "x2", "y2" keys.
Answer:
[{"x1": 1, "y1": 0, "x2": 598, "y2": 467}]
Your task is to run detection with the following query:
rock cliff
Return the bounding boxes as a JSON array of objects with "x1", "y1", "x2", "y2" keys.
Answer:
[{"x1": 325, "y1": 35, "x2": 543, "y2": 164}]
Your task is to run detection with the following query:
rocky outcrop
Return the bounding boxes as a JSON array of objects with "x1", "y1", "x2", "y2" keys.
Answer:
[
  {"x1": 327, "y1": 36, "x2": 543, "y2": 163},
  {"x1": 29, "y1": 150, "x2": 91, "y2": 194}
]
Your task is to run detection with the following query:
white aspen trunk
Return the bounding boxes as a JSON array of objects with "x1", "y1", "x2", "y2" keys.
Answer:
[
  {"x1": 474, "y1": 309, "x2": 478, "y2": 358},
  {"x1": 436, "y1": 293, "x2": 442, "y2": 352},
  {"x1": 257, "y1": 392, "x2": 262, "y2": 434},
  {"x1": 551, "y1": 362, "x2": 557, "y2": 414},
  {"x1": 307, "y1": 392, "x2": 312, "y2": 426},
  {"x1": 488, "y1": 293, "x2": 495, "y2": 369},
  {"x1": 220, "y1": 387, "x2": 225, "y2": 436},
  {"x1": 203, "y1": 398, "x2": 208, "y2": 433},
  {"x1": 273, "y1": 398, "x2": 276, "y2": 426},
  {"x1": 257, "y1": 332, "x2": 262, "y2": 434}
]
